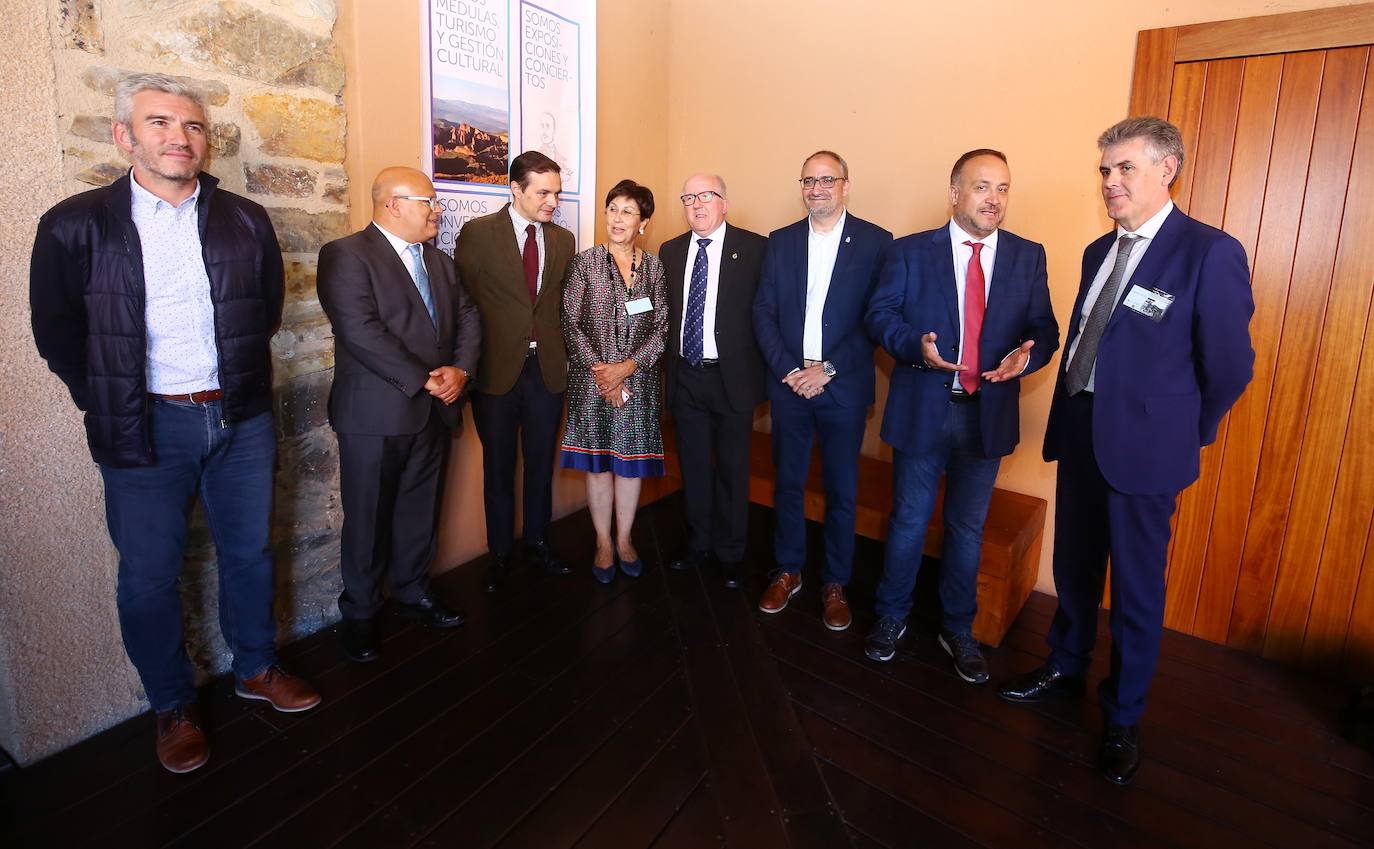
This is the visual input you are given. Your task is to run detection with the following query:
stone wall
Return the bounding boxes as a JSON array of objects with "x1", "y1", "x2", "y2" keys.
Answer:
[{"x1": 0, "y1": 0, "x2": 348, "y2": 763}]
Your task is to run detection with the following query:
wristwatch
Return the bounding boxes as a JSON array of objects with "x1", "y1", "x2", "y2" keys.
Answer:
[{"x1": 821, "y1": 361, "x2": 837, "y2": 377}]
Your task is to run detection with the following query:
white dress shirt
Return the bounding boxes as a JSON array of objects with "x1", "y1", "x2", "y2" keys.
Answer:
[
  {"x1": 509, "y1": 204, "x2": 546, "y2": 347},
  {"x1": 679, "y1": 220, "x2": 727, "y2": 359},
  {"x1": 948, "y1": 220, "x2": 998, "y2": 388},
  {"x1": 803, "y1": 210, "x2": 846, "y2": 360},
  {"x1": 131, "y1": 173, "x2": 219, "y2": 394},
  {"x1": 1066, "y1": 199, "x2": 1174, "y2": 391},
  {"x1": 373, "y1": 220, "x2": 425, "y2": 264}
]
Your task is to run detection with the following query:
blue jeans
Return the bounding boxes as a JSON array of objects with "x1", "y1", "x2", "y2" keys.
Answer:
[
  {"x1": 874, "y1": 399, "x2": 1001, "y2": 632},
  {"x1": 100, "y1": 400, "x2": 278, "y2": 711}
]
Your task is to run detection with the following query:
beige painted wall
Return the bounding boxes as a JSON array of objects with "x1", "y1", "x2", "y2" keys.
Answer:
[
  {"x1": 660, "y1": 0, "x2": 1367, "y2": 593},
  {"x1": 336, "y1": 0, "x2": 669, "y2": 569}
]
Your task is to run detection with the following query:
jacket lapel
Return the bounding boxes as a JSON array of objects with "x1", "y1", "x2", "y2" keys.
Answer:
[
  {"x1": 1103, "y1": 206, "x2": 1184, "y2": 338},
  {"x1": 932, "y1": 225, "x2": 959, "y2": 331},
  {"x1": 981, "y1": 232, "x2": 1013, "y2": 336},
  {"x1": 493, "y1": 203, "x2": 529, "y2": 301}
]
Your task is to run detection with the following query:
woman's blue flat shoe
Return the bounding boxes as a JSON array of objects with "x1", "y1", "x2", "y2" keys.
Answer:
[{"x1": 618, "y1": 556, "x2": 643, "y2": 578}]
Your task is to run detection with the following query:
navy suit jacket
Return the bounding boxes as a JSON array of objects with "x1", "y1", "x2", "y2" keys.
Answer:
[
  {"x1": 1043, "y1": 206, "x2": 1254, "y2": 494},
  {"x1": 867, "y1": 224, "x2": 1059, "y2": 457},
  {"x1": 752, "y1": 213, "x2": 892, "y2": 408}
]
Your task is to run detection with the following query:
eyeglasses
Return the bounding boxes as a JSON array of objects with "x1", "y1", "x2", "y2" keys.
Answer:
[
  {"x1": 799, "y1": 176, "x2": 846, "y2": 189},
  {"x1": 680, "y1": 190, "x2": 723, "y2": 205},
  {"x1": 393, "y1": 195, "x2": 441, "y2": 210}
]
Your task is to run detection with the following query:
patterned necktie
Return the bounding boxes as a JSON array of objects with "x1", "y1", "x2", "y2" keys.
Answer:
[
  {"x1": 1066, "y1": 234, "x2": 1138, "y2": 395},
  {"x1": 684, "y1": 238, "x2": 710, "y2": 366},
  {"x1": 406, "y1": 243, "x2": 437, "y2": 327},
  {"x1": 961, "y1": 241, "x2": 986, "y2": 394}
]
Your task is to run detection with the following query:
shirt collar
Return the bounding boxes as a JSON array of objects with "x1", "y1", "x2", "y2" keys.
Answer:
[
  {"x1": 372, "y1": 221, "x2": 421, "y2": 256},
  {"x1": 948, "y1": 218, "x2": 998, "y2": 251},
  {"x1": 1117, "y1": 199, "x2": 1174, "y2": 240},
  {"x1": 808, "y1": 209, "x2": 847, "y2": 241},
  {"x1": 691, "y1": 220, "x2": 727, "y2": 246},
  {"x1": 509, "y1": 204, "x2": 539, "y2": 234},
  {"x1": 129, "y1": 168, "x2": 201, "y2": 212}
]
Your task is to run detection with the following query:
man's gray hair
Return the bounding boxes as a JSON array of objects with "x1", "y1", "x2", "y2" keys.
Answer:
[
  {"x1": 803, "y1": 150, "x2": 849, "y2": 179},
  {"x1": 1098, "y1": 116, "x2": 1186, "y2": 186},
  {"x1": 114, "y1": 72, "x2": 208, "y2": 126},
  {"x1": 709, "y1": 174, "x2": 727, "y2": 198}
]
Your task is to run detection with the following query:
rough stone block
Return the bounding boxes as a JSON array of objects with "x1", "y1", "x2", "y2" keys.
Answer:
[
  {"x1": 244, "y1": 163, "x2": 316, "y2": 197},
  {"x1": 75, "y1": 161, "x2": 126, "y2": 187},
  {"x1": 275, "y1": 369, "x2": 332, "y2": 437},
  {"x1": 275, "y1": 48, "x2": 345, "y2": 94},
  {"x1": 69, "y1": 114, "x2": 112, "y2": 144},
  {"x1": 210, "y1": 122, "x2": 241, "y2": 158},
  {"x1": 244, "y1": 93, "x2": 345, "y2": 163},
  {"x1": 138, "y1": 1, "x2": 341, "y2": 94},
  {"x1": 80, "y1": 65, "x2": 230, "y2": 105},
  {"x1": 266, "y1": 207, "x2": 348, "y2": 253},
  {"x1": 56, "y1": 0, "x2": 102, "y2": 54}
]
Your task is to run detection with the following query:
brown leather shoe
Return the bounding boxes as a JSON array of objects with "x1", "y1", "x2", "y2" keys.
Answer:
[
  {"x1": 235, "y1": 664, "x2": 322, "y2": 713},
  {"x1": 759, "y1": 571, "x2": 802, "y2": 614},
  {"x1": 156, "y1": 704, "x2": 209, "y2": 774},
  {"x1": 822, "y1": 583, "x2": 852, "y2": 631}
]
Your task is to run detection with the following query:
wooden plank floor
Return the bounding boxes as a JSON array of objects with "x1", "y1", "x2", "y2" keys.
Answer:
[{"x1": 3, "y1": 493, "x2": 1373, "y2": 848}]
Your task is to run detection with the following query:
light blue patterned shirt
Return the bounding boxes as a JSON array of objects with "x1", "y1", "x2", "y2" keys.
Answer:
[{"x1": 130, "y1": 173, "x2": 219, "y2": 393}]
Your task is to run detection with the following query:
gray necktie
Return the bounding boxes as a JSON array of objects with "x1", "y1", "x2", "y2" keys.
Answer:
[{"x1": 1066, "y1": 235, "x2": 1138, "y2": 395}]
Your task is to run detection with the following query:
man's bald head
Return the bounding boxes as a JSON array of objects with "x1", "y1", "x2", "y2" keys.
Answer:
[{"x1": 371, "y1": 166, "x2": 440, "y2": 243}]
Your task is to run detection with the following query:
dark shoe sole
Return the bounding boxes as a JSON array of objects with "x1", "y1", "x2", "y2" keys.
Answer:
[{"x1": 864, "y1": 625, "x2": 907, "y2": 662}]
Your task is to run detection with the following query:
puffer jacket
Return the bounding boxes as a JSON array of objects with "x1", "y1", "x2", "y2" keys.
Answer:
[{"x1": 29, "y1": 172, "x2": 284, "y2": 467}]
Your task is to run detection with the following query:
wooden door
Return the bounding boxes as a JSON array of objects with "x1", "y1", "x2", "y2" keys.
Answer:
[{"x1": 1127, "y1": 4, "x2": 1374, "y2": 678}]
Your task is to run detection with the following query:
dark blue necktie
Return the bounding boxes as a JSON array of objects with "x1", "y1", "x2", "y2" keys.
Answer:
[{"x1": 684, "y1": 238, "x2": 710, "y2": 365}]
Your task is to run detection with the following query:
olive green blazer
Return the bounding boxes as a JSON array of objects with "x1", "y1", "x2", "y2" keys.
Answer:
[{"x1": 454, "y1": 203, "x2": 576, "y2": 394}]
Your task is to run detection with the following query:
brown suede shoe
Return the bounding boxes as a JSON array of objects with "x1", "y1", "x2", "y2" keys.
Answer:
[
  {"x1": 156, "y1": 704, "x2": 209, "y2": 774},
  {"x1": 822, "y1": 583, "x2": 852, "y2": 631},
  {"x1": 235, "y1": 664, "x2": 322, "y2": 713},
  {"x1": 759, "y1": 571, "x2": 802, "y2": 614}
]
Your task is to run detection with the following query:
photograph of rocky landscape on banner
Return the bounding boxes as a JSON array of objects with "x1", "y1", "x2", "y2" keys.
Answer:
[{"x1": 432, "y1": 80, "x2": 509, "y2": 184}]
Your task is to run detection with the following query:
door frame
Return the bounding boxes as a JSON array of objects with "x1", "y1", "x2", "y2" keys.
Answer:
[{"x1": 1130, "y1": 3, "x2": 1374, "y2": 116}]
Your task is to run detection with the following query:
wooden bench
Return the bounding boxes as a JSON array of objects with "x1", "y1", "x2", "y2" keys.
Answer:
[{"x1": 651, "y1": 423, "x2": 1046, "y2": 647}]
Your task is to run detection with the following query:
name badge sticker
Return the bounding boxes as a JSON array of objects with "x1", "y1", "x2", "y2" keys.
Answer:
[
  {"x1": 625, "y1": 297, "x2": 653, "y2": 316},
  {"x1": 1122, "y1": 285, "x2": 1174, "y2": 323}
]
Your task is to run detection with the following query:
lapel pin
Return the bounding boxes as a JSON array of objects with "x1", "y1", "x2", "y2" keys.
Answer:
[
  {"x1": 731, "y1": 252, "x2": 738, "y2": 260},
  {"x1": 845, "y1": 236, "x2": 851, "y2": 243}
]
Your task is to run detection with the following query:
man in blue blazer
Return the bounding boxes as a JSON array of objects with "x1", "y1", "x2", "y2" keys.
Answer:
[
  {"x1": 864, "y1": 150, "x2": 1059, "y2": 678},
  {"x1": 753, "y1": 151, "x2": 892, "y2": 629},
  {"x1": 1000, "y1": 118, "x2": 1254, "y2": 786}
]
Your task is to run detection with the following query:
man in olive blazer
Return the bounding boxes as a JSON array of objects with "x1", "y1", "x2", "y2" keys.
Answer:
[
  {"x1": 660, "y1": 172, "x2": 768, "y2": 587},
  {"x1": 455, "y1": 151, "x2": 577, "y2": 590}
]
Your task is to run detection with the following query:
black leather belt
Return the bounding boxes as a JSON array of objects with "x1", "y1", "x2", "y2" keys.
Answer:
[
  {"x1": 950, "y1": 391, "x2": 980, "y2": 404},
  {"x1": 681, "y1": 357, "x2": 720, "y2": 369}
]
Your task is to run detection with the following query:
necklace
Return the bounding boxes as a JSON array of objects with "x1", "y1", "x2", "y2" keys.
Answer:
[{"x1": 628, "y1": 248, "x2": 639, "y2": 288}]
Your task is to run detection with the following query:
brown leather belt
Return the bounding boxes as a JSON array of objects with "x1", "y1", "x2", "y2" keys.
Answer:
[{"x1": 150, "y1": 389, "x2": 224, "y2": 403}]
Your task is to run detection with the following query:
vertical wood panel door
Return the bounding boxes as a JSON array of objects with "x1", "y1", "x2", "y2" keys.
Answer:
[{"x1": 1127, "y1": 4, "x2": 1374, "y2": 678}]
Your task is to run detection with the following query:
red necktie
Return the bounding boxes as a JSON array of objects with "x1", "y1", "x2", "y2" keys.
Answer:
[
  {"x1": 523, "y1": 223, "x2": 539, "y2": 340},
  {"x1": 961, "y1": 241, "x2": 985, "y2": 394}
]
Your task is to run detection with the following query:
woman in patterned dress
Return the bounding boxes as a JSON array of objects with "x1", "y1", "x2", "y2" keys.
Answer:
[{"x1": 560, "y1": 180, "x2": 669, "y2": 583}]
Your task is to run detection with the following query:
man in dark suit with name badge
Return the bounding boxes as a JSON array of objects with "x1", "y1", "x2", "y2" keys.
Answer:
[
  {"x1": 661, "y1": 174, "x2": 768, "y2": 587},
  {"x1": 319, "y1": 166, "x2": 481, "y2": 662},
  {"x1": 455, "y1": 151, "x2": 576, "y2": 592},
  {"x1": 999, "y1": 118, "x2": 1254, "y2": 785},
  {"x1": 753, "y1": 150, "x2": 891, "y2": 627},
  {"x1": 865, "y1": 149, "x2": 1059, "y2": 677}
]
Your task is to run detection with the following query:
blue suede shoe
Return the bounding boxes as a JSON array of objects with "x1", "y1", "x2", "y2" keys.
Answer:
[
  {"x1": 592, "y1": 553, "x2": 617, "y2": 584},
  {"x1": 618, "y1": 555, "x2": 643, "y2": 578}
]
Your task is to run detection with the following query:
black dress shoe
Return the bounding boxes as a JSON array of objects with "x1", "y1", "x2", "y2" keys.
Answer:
[
  {"x1": 341, "y1": 618, "x2": 379, "y2": 663},
  {"x1": 484, "y1": 552, "x2": 511, "y2": 593},
  {"x1": 668, "y1": 550, "x2": 712, "y2": 572},
  {"x1": 720, "y1": 560, "x2": 743, "y2": 589},
  {"x1": 998, "y1": 663, "x2": 1085, "y2": 702},
  {"x1": 396, "y1": 595, "x2": 466, "y2": 628},
  {"x1": 528, "y1": 541, "x2": 573, "y2": 576},
  {"x1": 1100, "y1": 723, "x2": 1141, "y2": 785}
]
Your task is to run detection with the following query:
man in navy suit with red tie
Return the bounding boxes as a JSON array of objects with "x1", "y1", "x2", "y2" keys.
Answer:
[
  {"x1": 864, "y1": 149, "x2": 1059, "y2": 678},
  {"x1": 753, "y1": 151, "x2": 892, "y2": 628},
  {"x1": 1000, "y1": 118, "x2": 1255, "y2": 785}
]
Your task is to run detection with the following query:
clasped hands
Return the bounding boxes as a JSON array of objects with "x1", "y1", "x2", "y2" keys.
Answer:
[
  {"x1": 424, "y1": 366, "x2": 467, "y2": 405},
  {"x1": 592, "y1": 360, "x2": 636, "y2": 409},
  {"x1": 783, "y1": 364, "x2": 831, "y2": 399},
  {"x1": 920, "y1": 332, "x2": 1034, "y2": 383}
]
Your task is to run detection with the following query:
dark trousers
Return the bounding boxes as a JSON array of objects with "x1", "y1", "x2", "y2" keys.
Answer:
[
  {"x1": 670, "y1": 362, "x2": 754, "y2": 562},
  {"x1": 471, "y1": 353, "x2": 565, "y2": 556},
  {"x1": 336, "y1": 410, "x2": 449, "y2": 620},
  {"x1": 770, "y1": 391, "x2": 867, "y2": 585},
  {"x1": 1047, "y1": 391, "x2": 1178, "y2": 726},
  {"x1": 874, "y1": 398, "x2": 1001, "y2": 632},
  {"x1": 99, "y1": 400, "x2": 278, "y2": 712}
]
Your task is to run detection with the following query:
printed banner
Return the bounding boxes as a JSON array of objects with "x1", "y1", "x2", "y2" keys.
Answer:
[{"x1": 422, "y1": 0, "x2": 596, "y2": 254}]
